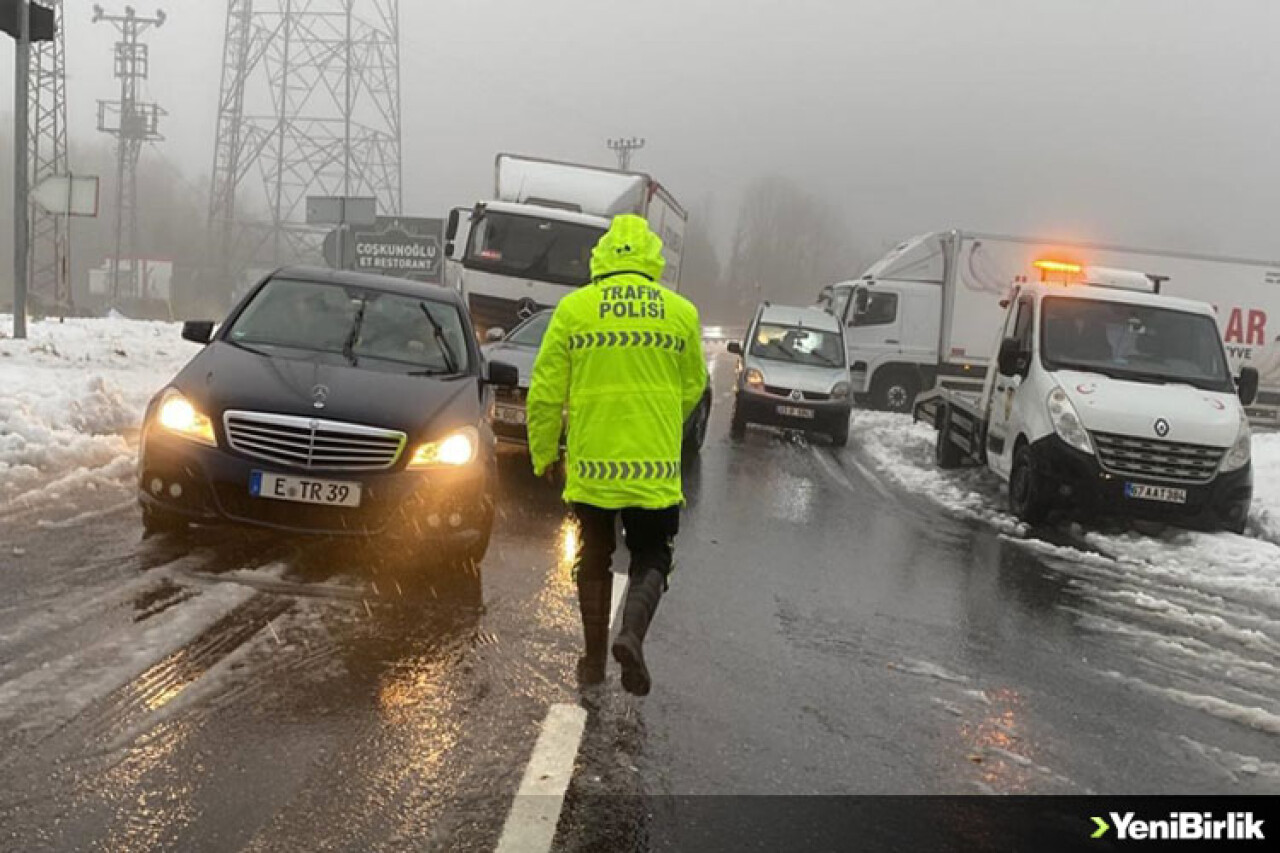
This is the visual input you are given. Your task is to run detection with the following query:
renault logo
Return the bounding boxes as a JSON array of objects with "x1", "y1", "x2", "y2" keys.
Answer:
[
  {"x1": 311, "y1": 384, "x2": 329, "y2": 410},
  {"x1": 1153, "y1": 418, "x2": 1170, "y2": 437},
  {"x1": 516, "y1": 297, "x2": 539, "y2": 320},
  {"x1": 790, "y1": 389, "x2": 804, "y2": 402}
]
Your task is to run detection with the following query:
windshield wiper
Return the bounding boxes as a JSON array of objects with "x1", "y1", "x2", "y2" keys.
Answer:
[
  {"x1": 419, "y1": 302, "x2": 459, "y2": 374},
  {"x1": 343, "y1": 296, "x2": 368, "y2": 366}
]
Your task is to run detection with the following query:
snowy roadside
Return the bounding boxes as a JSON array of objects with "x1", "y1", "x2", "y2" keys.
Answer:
[{"x1": 0, "y1": 315, "x2": 192, "y2": 517}]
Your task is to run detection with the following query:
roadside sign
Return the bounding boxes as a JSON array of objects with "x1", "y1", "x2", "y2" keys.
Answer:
[
  {"x1": 305, "y1": 195, "x2": 376, "y2": 226},
  {"x1": 324, "y1": 217, "x2": 444, "y2": 283},
  {"x1": 1, "y1": 0, "x2": 56, "y2": 43},
  {"x1": 31, "y1": 173, "x2": 99, "y2": 216}
]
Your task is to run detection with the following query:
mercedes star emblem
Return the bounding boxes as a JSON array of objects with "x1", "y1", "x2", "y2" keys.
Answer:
[
  {"x1": 1153, "y1": 418, "x2": 1170, "y2": 437},
  {"x1": 516, "y1": 297, "x2": 539, "y2": 321},
  {"x1": 311, "y1": 384, "x2": 329, "y2": 410}
]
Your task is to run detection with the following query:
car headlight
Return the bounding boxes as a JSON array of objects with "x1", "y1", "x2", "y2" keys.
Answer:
[
  {"x1": 1047, "y1": 387, "x2": 1092, "y2": 455},
  {"x1": 831, "y1": 381, "x2": 851, "y2": 400},
  {"x1": 744, "y1": 368, "x2": 764, "y2": 389},
  {"x1": 408, "y1": 426, "x2": 479, "y2": 469},
  {"x1": 155, "y1": 389, "x2": 217, "y2": 447},
  {"x1": 1220, "y1": 416, "x2": 1251, "y2": 472}
]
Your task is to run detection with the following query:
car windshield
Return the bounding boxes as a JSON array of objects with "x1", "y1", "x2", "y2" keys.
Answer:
[
  {"x1": 464, "y1": 211, "x2": 603, "y2": 286},
  {"x1": 506, "y1": 312, "x2": 552, "y2": 347},
  {"x1": 226, "y1": 277, "x2": 470, "y2": 373},
  {"x1": 1040, "y1": 297, "x2": 1233, "y2": 393},
  {"x1": 749, "y1": 323, "x2": 844, "y2": 367}
]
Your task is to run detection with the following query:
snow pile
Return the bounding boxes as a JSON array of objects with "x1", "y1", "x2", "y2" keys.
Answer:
[
  {"x1": 1249, "y1": 430, "x2": 1280, "y2": 545},
  {"x1": 0, "y1": 315, "x2": 192, "y2": 509},
  {"x1": 850, "y1": 409, "x2": 1027, "y2": 535}
]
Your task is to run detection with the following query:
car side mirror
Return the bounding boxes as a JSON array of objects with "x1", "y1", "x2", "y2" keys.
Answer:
[
  {"x1": 1237, "y1": 366, "x2": 1260, "y2": 406},
  {"x1": 484, "y1": 327, "x2": 505, "y2": 343},
  {"x1": 997, "y1": 337, "x2": 1026, "y2": 376},
  {"x1": 182, "y1": 320, "x2": 215, "y2": 344},
  {"x1": 485, "y1": 359, "x2": 519, "y2": 388},
  {"x1": 727, "y1": 341, "x2": 743, "y2": 356}
]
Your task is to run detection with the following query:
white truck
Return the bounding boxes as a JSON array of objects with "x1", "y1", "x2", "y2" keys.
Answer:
[
  {"x1": 818, "y1": 231, "x2": 1280, "y2": 426},
  {"x1": 444, "y1": 153, "x2": 687, "y2": 336},
  {"x1": 916, "y1": 264, "x2": 1259, "y2": 533}
]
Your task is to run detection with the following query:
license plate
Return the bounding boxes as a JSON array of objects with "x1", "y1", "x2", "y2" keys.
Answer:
[
  {"x1": 494, "y1": 404, "x2": 527, "y2": 425},
  {"x1": 777, "y1": 405, "x2": 814, "y2": 419},
  {"x1": 250, "y1": 471, "x2": 362, "y2": 507},
  {"x1": 1124, "y1": 483, "x2": 1187, "y2": 504}
]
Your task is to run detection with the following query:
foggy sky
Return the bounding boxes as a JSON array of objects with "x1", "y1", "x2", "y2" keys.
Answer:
[{"x1": 4, "y1": 0, "x2": 1279, "y2": 265}]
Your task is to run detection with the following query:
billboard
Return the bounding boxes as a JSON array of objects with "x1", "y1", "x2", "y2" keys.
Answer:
[{"x1": 325, "y1": 216, "x2": 444, "y2": 283}]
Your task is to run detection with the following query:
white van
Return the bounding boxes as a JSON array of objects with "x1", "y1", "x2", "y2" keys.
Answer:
[{"x1": 921, "y1": 265, "x2": 1257, "y2": 532}]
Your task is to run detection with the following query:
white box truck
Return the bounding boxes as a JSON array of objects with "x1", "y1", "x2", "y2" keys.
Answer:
[
  {"x1": 445, "y1": 153, "x2": 687, "y2": 336},
  {"x1": 818, "y1": 231, "x2": 1280, "y2": 426}
]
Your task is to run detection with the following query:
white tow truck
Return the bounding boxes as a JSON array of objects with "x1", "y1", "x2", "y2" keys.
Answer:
[{"x1": 916, "y1": 262, "x2": 1260, "y2": 532}]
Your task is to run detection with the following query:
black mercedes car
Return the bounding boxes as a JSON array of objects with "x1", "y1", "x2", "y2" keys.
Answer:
[{"x1": 137, "y1": 267, "x2": 518, "y2": 565}]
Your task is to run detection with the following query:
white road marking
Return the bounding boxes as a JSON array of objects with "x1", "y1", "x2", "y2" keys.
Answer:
[
  {"x1": 609, "y1": 572, "x2": 629, "y2": 630},
  {"x1": 495, "y1": 702, "x2": 589, "y2": 853},
  {"x1": 811, "y1": 445, "x2": 894, "y2": 502}
]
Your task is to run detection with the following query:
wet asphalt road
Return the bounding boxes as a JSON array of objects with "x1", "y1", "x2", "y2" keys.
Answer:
[{"x1": 1, "y1": 346, "x2": 1278, "y2": 851}]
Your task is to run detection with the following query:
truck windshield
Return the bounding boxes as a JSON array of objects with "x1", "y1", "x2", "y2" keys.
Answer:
[
  {"x1": 1040, "y1": 297, "x2": 1233, "y2": 393},
  {"x1": 464, "y1": 211, "x2": 604, "y2": 287},
  {"x1": 750, "y1": 324, "x2": 845, "y2": 367}
]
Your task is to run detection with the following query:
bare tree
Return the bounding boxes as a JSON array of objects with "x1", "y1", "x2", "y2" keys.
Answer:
[{"x1": 726, "y1": 176, "x2": 857, "y2": 314}]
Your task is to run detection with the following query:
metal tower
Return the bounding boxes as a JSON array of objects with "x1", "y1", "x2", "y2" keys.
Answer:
[
  {"x1": 208, "y1": 0, "x2": 403, "y2": 287},
  {"x1": 93, "y1": 4, "x2": 166, "y2": 301},
  {"x1": 27, "y1": 0, "x2": 71, "y2": 311},
  {"x1": 607, "y1": 136, "x2": 645, "y2": 171}
]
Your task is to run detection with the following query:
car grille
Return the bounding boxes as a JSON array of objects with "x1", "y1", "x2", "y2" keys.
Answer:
[
  {"x1": 223, "y1": 411, "x2": 406, "y2": 472},
  {"x1": 763, "y1": 384, "x2": 831, "y2": 402},
  {"x1": 469, "y1": 293, "x2": 549, "y2": 335},
  {"x1": 1092, "y1": 431, "x2": 1225, "y2": 484}
]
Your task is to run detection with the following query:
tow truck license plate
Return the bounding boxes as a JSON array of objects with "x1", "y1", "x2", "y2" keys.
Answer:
[
  {"x1": 494, "y1": 404, "x2": 527, "y2": 425},
  {"x1": 777, "y1": 405, "x2": 814, "y2": 419},
  {"x1": 250, "y1": 471, "x2": 362, "y2": 507},
  {"x1": 1125, "y1": 483, "x2": 1187, "y2": 504}
]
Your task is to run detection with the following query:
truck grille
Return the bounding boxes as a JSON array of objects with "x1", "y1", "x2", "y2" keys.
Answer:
[
  {"x1": 223, "y1": 411, "x2": 406, "y2": 472},
  {"x1": 1092, "y1": 431, "x2": 1225, "y2": 484}
]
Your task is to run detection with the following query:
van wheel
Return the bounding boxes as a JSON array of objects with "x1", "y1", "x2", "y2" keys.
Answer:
[
  {"x1": 1009, "y1": 444, "x2": 1050, "y2": 524},
  {"x1": 730, "y1": 400, "x2": 747, "y2": 440},
  {"x1": 872, "y1": 371, "x2": 918, "y2": 414},
  {"x1": 936, "y1": 409, "x2": 963, "y2": 469},
  {"x1": 829, "y1": 414, "x2": 850, "y2": 448}
]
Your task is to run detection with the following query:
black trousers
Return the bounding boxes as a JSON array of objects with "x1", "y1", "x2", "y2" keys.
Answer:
[{"x1": 572, "y1": 503, "x2": 681, "y2": 585}]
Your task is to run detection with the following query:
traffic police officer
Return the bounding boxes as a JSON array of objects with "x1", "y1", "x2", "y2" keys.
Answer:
[{"x1": 527, "y1": 214, "x2": 707, "y2": 695}]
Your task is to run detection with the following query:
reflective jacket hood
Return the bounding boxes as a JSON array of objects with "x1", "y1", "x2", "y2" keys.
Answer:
[{"x1": 590, "y1": 214, "x2": 666, "y2": 284}]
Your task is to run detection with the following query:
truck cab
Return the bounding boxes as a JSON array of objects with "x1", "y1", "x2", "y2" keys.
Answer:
[
  {"x1": 822, "y1": 278, "x2": 941, "y2": 411},
  {"x1": 927, "y1": 263, "x2": 1259, "y2": 532}
]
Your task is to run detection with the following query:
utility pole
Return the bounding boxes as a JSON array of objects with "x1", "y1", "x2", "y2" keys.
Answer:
[
  {"x1": 607, "y1": 136, "x2": 645, "y2": 171},
  {"x1": 12, "y1": 0, "x2": 30, "y2": 338},
  {"x1": 92, "y1": 3, "x2": 166, "y2": 304},
  {"x1": 28, "y1": 0, "x2": 70, "y2": 314},
  {"x1": 208, "y1": 0, "x2": 402, "y2": 293}
]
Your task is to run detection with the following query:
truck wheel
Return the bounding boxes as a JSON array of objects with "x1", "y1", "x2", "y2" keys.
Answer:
[
  {"x1": 730, "y1": 399, "x2": 747, "y2": 440},
  {"x1": 141, "y1": 504, "x2": 188, "y2": 536},
  {"x1": 872, "y1": 372, "x2": 918, "y2": 414},
  {"x1": 935, "y1": 409, "x2": 963, "y2": 469},
  {"x1": 1009, "y1": 444, "x2": 1050, "y2": 525}
]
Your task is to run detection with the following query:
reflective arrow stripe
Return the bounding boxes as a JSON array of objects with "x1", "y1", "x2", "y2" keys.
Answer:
[{"x1": 575, "y1": 459, "x2": 681, "y2": 480}]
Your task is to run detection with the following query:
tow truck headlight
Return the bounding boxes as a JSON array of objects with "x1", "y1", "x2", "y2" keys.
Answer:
[
  {"x1": 155, "y1": 389, "x2": 217, "y2": 447},
  {"x1": 1220, "y1": 417, "x2": 1252, "y2": 472},
  {"x1": 831, "y1": 381, "x2": 851, "y2": 400},
  {"x1": 744, "y1": 368, "x2": 765, "y2": 389},
  {"x1": 408, "y1": 426, "x2": 479, "y2": 469},
  {"x1": 1047, "y1": 387, "x2": 1092, "y2": 455}
]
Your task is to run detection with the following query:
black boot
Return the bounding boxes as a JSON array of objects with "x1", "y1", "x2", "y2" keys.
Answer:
[
  {"x1": 576, "y1": 577, "x2": 612, "y2": 686},
  {"x1": 611, "y1": 569, "x2": 665, "y2": 696}
]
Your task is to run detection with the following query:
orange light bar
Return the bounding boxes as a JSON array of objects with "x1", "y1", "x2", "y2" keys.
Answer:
[{"x1": 1033, "y1": 259, "x2": 1083, "y2": 275}]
